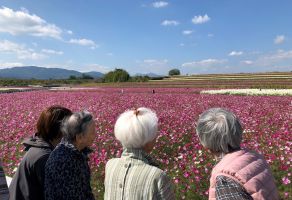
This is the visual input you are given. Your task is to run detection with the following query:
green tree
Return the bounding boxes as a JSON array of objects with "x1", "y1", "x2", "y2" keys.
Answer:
[
  {"x1": 81, "y1": 74, "x2": 94, "y2": 79},
  {"x1": 69, "y1": 75, "x2": 77, "y2": 80},
  {"x1": 130, "y1": 75, "x2": 150, "y2": 82},
  {"x1": 168, "y1": 69, "x2": 181, "y2": 76},
  {"x1": 103, "y1": 68, "x2": 130, "y2": 82}
]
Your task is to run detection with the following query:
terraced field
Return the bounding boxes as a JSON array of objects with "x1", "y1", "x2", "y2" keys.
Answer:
[{"x1": 149, "y1": 72, "x2": 292, "y2": 89}]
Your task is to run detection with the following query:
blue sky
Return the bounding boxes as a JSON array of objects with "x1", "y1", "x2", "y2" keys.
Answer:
[{"x1": 0, "y1": 0, "x2": 291, "y2": 75}]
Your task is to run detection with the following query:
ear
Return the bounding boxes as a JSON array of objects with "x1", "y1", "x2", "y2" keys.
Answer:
[{"x1": 75, "y1": 134, "x2": 84, "y2": 143}]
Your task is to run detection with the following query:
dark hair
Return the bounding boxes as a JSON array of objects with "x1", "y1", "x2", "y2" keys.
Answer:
[{"x1": 36, "y1": 106, "x2": 72, "y2": 142}]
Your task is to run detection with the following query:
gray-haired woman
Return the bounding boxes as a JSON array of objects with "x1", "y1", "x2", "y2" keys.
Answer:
[
  {"x1": 104, "y1": 107, "x2": 175, "y2": 200},
  {"x1": 196, "y1": 108, "x2": 278, "y2": 200},
  {"x1": 44, "y1": 111, "x2": 95, "y2": 200}
]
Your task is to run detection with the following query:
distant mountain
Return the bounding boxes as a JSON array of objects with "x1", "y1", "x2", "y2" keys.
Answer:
[
  {"x1": 135, "y1": 72, "x2": 163, "y2": 78},
  {"x1": 0, "y1": 66, "x2": 104, "y2": 79},
  {"x1": 83, "y1": 71, "x2": 104, "y2": 78},
  {"x1": 146, "y1": 73, "x2": 164, "y2": 78}
]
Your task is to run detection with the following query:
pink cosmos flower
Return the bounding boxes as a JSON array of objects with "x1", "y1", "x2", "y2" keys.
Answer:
[{"x1": 282, "y1": 177, "x2": 291, "y2": 185}]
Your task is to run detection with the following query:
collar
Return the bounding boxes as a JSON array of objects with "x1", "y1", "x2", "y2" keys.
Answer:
[
  {"x1": 23, "y1": 134, "x2": 54, "y2": 151},
  {"x1": 121, "y1": 148, "x2": 160, "y2": 168},
  {"x1": 60, "y1": 138, "x2": 93, "y2": 159}
]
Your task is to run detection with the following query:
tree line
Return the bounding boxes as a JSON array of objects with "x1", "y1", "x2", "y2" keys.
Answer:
[{"x1": 0, "y1": 68, "x2": 181, "y2": 86}]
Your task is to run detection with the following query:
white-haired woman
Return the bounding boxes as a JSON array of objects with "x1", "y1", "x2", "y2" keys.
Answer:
[
  {"x1": 104, "y1": 107, "x2": 175, "y2": 200},
  {"x1": 44, "y1": 111, "x2": 95, "y2": 200},
  {"x1": 196, "y1": 108, "x2": 279, "y2": 200}
]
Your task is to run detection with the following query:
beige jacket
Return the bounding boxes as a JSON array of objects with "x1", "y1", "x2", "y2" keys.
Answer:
[{"x1": 104, "y1": 148, "x2": 175, "y2": 200}]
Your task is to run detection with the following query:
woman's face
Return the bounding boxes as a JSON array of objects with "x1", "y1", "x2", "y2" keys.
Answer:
[
  {"x1": 77, "y1": 121, "x2": 96, "y2": 149},
  {"x1": 85, "y1": 122, "x2": 96, "y2": 147}
]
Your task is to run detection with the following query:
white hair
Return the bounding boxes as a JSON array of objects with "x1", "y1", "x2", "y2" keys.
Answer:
[
  {"x1": 114, "y1": 107, "x2": 158, "y2": 148},
  {"x1": 196, "y1": 108, "x2": 243, "y2": 154}
]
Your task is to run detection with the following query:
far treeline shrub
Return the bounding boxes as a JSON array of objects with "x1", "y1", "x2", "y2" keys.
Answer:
[
  {"x1": 103, "y1": 68, "x2": 130, "y2": 82},
  {"x1": 103, "y1": 68, "x2": 149, "y2": 82},
  {"x1": 168, "y1": 68, "x2": 180, "y2": 76},
  {"x1": 69, "y1": 74, "x2": 94, "y2": 80},
  {"x1": 130, "y1": 76, "x2": 150, "y2": 82}
]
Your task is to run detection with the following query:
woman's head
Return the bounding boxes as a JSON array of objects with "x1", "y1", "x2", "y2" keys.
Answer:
[
  {"x1": 36, "y1": 106, "x2": 72, "y2": 143},
  {"x1": 196, "y1": 108, "x2": 243, "y2": 154},
  {"x1": 62, "y1": 111, "x2": 96, "y2": 149},
  {"x1": 114, "y1": 107, "x2": 158, "y2": 149}
]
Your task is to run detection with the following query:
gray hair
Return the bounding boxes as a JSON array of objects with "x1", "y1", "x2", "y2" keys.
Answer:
[
  {"x1": 62, "y1": 111, "x2": 94, "y2": 142},
  {"x1": 196, "y1": 108, "x2": 243, "y2": 154},
  {"x1": 114, "y1": 107, "x2": 158, "y2": 148}
]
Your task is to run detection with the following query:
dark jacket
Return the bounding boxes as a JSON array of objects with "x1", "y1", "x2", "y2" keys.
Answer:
[
  {"x1": 9, "y1": 135, "x2": 54, "y2": 200},
  {"x1": 44, "y1": 139, "x2": 95, "y2": 200},
  {"x1": 0, "y1": 160, "x2": 9, "y2": 200}
]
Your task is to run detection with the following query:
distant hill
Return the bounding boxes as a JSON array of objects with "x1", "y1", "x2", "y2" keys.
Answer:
[
  {"x1": 83, "y1": 71, "x2": 104, "y2": 78},
  {"x1": 135, "y1": 72, "x2": 163, "y2": 78},
  {"x1": 0, "y1": 66, "x2": 104, "y2": 79}
]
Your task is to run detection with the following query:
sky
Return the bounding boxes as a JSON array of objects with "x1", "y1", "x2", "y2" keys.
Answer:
[{"x1": 0, "y1": 0, "x2": 292, "y2": 75}]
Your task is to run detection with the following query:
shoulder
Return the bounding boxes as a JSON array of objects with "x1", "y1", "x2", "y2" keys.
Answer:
[
  {"x1": 46, "y1": 145, "x2": 75, "y2": 171},
  {"x1": 25, "y1": 147, "x2": 51, "y2": 162},
  {"x1": 143, "y1": 164, "x2": 169, "y2": 183},
  {"x1": 16, "y1": 147, "x2": 51, "y2": 171},
  {"x1": 105, "y1": 158, "x2": 122, "y2": 173},
  {"x1": 215, "y1": 175, "x2": 253, "y2": 200}
]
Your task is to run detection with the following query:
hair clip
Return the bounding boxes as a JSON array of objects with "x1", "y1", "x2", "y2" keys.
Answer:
[{"x1": 134, "y1": 108, "x2": 140, "y2": 116}]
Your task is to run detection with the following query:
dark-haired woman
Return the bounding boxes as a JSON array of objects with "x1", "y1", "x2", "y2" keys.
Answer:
[{"x1": 9, "y1": 106, "x2": 72, "y2": 200}]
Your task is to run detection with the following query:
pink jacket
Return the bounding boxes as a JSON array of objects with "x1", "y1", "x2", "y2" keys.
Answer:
[{"x1": 209, "y1": 149, "x2": 279, "y2": 200}]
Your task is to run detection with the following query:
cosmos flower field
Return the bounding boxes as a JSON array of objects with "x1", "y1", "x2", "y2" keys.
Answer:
[{"x1": 0, "y1": 88, "x2": 291, "y2": 199}]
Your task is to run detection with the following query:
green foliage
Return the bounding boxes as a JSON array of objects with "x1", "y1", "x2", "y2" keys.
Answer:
[
  {"x1": 130, "y1": 76, "x2": 150, "y2": 82},
  {"x1": 81, "y1": 74, "x2": 94, "y2": 79},
  {"x1": 0, "y1": 78, "x2": 93, "y2": 86},
  {"x1": 69, "y1": 75, "x2": 77, "y2": 80},
  {"x1": 103, "y1": 68, "x2": 130, "y2": 82},
  {"x1": 169, "y1": 69, "x2": 181, "y2": 76}
]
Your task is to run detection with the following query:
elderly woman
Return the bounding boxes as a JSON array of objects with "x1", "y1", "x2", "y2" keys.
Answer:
[
  {"x1": 196, "y1": 108, "x2": 279, "y2": 200},
  {"x1": 44, "y1": 111, "x2": 95, "y2": 200},
  {"x1": 9, "y1": 106, "x2": 72, "y2": 200},
  {"x1": 104, "y1": 107, "x2": 175, "y2": 200}
]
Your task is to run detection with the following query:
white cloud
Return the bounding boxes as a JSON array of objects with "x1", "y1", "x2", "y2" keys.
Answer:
[
  {"x1": 229, "y1": 51, "x2": 243, "y2": 56},
  {"x1": 135, "y1": 59, "x2": 169, "y2": 74},
  {"x1": 144, "y1": 58, "x2": 168, "y2": 64},
  {"x1": 69, "y1": 38, "x2": 98, "y2": 49},
  {"x1": 41, "y1": 49, "x2": 63, "y2": 55},
  {"x1": 0, "y1": 62, "x2": 23, "y2": 68},
  {"x1": 208, "y1": 33, "x2": 214, "y2": 37},
  {"x1": 192, "y1": 14, "x2": 210, "y2": 24},
  {"x1": 247, "y1": 49, "x2": 292, "y2": 71},
  {"x1": 161, "y1": 20, "x2": 179, "y2": 26},
  {"x1": 182, "y1": 58, "x2": 227, "y2": 68},
  {"x1": 83, "y1": 64, "x2": 111, "y2": 73},
  {"x1": 181, "y1": 58, "x2": 227, "y2": 74},
  {"x1": 0, "y1": 40, "x2": 46, "y2": 60},
  {"x1": 274, "y1": 35, "x2": 285, "y2": 44},
  {"x1": 179, "y1": 43, "x2": 185, "y2": 47},
  {"x1": 241, "y1": 60, "x2": 253, "y2": 65},
  {"x1": 106, "y1": 52, "x2": 113, "y2": 56},
  {"x1": 152, "y1": 1, "x2": 169, "y2": 8},
  {"x1": 67, "y1": 30, "x2": 73, "y2": 35},
  {"x1": 259, "y1": 49, "x2": 292, "y2": 62},
  {"x1": 0, "y1": 6, "x2": 62, "y2": 39},
  {"x1": 182, "y1": 30, "x2": 193, "y2": 35}
]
